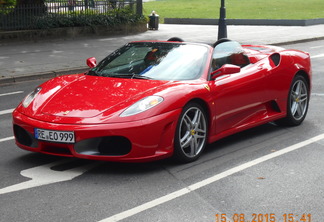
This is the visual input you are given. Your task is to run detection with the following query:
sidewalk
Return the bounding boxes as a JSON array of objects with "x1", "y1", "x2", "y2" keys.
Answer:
[{"x1": 1, "y1": 24, "x2": 324, "y2": 85}]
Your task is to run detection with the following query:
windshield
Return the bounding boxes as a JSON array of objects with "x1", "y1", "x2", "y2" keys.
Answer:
[{"x1": 87, "y1": 42, "x2": 209, "y2": 81}]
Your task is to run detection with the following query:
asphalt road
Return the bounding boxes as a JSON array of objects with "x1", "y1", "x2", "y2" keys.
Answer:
[{"x1": 0, "y1": 40, "x2": 323, "y2": 222}]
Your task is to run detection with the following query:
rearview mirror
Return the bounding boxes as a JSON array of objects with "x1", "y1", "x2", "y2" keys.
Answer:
[
  {"x1": 211, "y1": 64, "x2": 241, "y2": 80},
  {"x1": 86, "y1": 57, "x2": 97, "y2": 68}
]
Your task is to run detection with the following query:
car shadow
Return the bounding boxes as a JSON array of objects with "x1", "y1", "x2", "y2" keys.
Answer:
[
  {"x1": 205, "y1": 122, "x2": 282, "y2": 154},
  {"x1": 162, "y1": 122, "x2": 287, "y2": 171},
  {"x1": 13, "y1": 122, "x2": 287, "y2": 176}
]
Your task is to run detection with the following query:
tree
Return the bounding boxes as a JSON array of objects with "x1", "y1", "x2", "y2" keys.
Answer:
[{"x1": 15, "y1": 0, "x2": 47, "y2": 15}]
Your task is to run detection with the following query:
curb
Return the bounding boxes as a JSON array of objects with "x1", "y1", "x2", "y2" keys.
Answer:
[
  {"x1": 0, "y1": 67, "x2": 88, "y2": 85},
  {"x1": 164, "y1": 18, "x2": 324, "y2": 26},
  {"x1": 273, "y1": 36, "x2": 324, "y2": 46},
  {"x1": 0, "y1": 23, "x2": 147, "y2": 43}
]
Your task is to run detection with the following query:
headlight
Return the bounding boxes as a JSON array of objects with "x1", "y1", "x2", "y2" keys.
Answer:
[
  {"x1": 120, "y1": 96, "x2": 164, "y2": 117},
  {"x1": 22, "y1": 87, "x2": 42, "y2": 108}
]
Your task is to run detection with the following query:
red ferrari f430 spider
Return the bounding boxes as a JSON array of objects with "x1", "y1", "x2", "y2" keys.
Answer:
[{"x1": 13, "y1": 39, "x2": 312, "y2": 163}]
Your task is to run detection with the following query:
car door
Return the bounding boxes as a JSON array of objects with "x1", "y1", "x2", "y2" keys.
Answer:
[{"x1": 210, "y1": 61, "x2": 268, "y2": 137}]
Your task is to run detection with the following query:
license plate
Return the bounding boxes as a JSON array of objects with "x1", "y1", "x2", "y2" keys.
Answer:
[{"x1": 34, "y1": 128, "x2": 75, "y2": 143}]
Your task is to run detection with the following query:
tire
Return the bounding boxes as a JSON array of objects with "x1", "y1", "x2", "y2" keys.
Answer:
[
  {"x1": 276, "y1": 75, "x2": 310, "y2": 126},
  {"x1": 173, "y1": 102, "x2": 208, "y2": 163}
]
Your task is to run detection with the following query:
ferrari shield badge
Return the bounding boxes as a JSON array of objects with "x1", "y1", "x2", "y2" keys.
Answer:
[{"x1": 203, "y1": 84, "x2": 210, "y2": 92}]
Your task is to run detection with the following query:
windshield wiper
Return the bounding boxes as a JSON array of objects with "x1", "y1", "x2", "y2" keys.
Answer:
[
  {"x1": 87, "y1": 72, "x2": 153, "y2": 80},
  {"x1": 87, "y1": 70, "x2": 99, "y2": 76},
  {"x1": 132, "y1": 75, "x2": 153, "y2": 80},
  {"x1": 105, "y1": 73, "x2": 153, "y2": 80}
]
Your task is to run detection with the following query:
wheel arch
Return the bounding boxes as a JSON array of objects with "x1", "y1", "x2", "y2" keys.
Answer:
[
  {"x1": 275, "y1": 71, "x2": 310, "y2": 126},
  {"x1": 182, "y1": 98, "x2": 212, "y2": 138},
  {"x1": 173, "y1": 98, "x2": 210, "y2": 162},
  {"x1": 184, "y1": 98, "x2": 210, "y2": 119},
  {"x1": 295, "y1": 70, "x2": 311, "y2": 91}
]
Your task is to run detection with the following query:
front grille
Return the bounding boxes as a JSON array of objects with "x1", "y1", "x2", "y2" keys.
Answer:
[
  {"x1": 75, "y1": 136, "x2": 132, "y2": 156},
  {"x1": 42, "y1": 144, "x2": 73, "y2": 156},
  {"x1": 98, "y1": 136, "x2": 131, "y2": 155}
]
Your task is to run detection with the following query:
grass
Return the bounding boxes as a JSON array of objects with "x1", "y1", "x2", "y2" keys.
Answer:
[{"x1": 143, "y1": 0, "x2": 324, "y2": 22}]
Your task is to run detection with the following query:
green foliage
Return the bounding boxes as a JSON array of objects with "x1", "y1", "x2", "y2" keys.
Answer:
[
  {"x1": 0, "y1": 7, "x2": 146, "y2": 30},
  {"x1": 34, "y1": 10, "x2": 146, "y2": 29},
  {"x1": 144, "y1": 0, "x2": 324, "y2": 22},
  {"x1": 0, "y1": 0, "x2": 16, "y2": 7}
]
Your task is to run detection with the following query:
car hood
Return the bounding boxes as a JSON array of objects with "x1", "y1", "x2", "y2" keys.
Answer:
[{"x1": 21, "y1": 74, "x2": 177, "y2": 123}]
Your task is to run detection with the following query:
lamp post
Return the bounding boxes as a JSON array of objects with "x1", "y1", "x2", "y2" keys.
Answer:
[{"x1": 217, "y1": 0, "x2": 227, "y2": 40}]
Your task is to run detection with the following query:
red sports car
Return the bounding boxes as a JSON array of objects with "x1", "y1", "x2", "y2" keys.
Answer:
[{"x1": 12, "y1": 39, "x2": 312, "y2": 163}]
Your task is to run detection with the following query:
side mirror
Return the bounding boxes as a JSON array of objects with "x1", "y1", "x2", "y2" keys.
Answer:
[
  {"x1": 211, "y1": 64, "x2": 241, "y2": 80},
  {"x1": 86, "y1": 57, "x2": 97, "y2": 68}
]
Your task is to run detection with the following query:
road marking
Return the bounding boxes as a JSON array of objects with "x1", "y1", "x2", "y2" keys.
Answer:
[
  {"x1": 0, "y1": 159, "x2": 100, "y2": 195},
  {"x1": 0, "y1": 136, "x2": 14, "y2": 143},
  {"x1": 98, "y1": 133, "x2": 324, "y2": 222},
  {"x1": 310, "y1": 45, "x2": 324, "y2": 49},
  {"x1": 312, "y1": 93, "x2": 324, "y2": 97},
  {"x1": 311, "y1": 54, "x2": 324, "y2": 58},
  {"x1": 0, "y1": 91, "x2": 24, "y2": 97},
  {"x1": 0, "y1": 108, "x2": 14, "y2": 115}
]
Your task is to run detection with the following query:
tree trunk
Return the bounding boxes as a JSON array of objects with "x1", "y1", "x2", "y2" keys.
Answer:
[
  {"x1": 15, "y1": 0, "x2": 47, "y2": 15},
  {"x1": 16, "y1": 0, "x2": 45, "y2": 5}
]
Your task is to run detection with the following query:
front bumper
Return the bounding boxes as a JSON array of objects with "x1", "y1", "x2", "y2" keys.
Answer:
[{"x1": 12, "y1": 109, "x2": 181, "y2": 162}]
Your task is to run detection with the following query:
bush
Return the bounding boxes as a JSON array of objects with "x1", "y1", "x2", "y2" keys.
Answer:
[
  {"x1": 33, "y1": 8, "x2": 146, "y2": 29},
  {"x1": 0, "y1": 6, "x2": 147, "y2": 30},
  {"x1": 0, "y1": 0, "x2": 16, "y2": 7}
]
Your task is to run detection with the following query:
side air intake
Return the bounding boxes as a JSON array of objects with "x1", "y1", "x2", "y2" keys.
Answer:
[{"x1": 270, "y1": 53, "x2": 281, "y2": 66}]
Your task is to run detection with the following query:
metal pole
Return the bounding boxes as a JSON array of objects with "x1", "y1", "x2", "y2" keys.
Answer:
[{"x1": 217, "y1": 0, "x2": 227, "y2": 40}]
